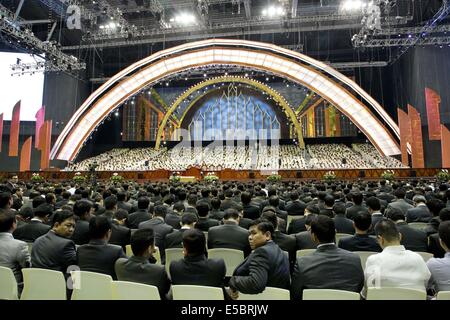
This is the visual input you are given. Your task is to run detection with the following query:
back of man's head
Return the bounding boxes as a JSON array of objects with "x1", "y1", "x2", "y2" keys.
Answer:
[
  {"x1": 0, "y1": 192, "x2": 12, "y2": 209},
  {"x1": 223, "y1": 208, "x2": 239, "y2": 221},
  {"x1": 183, "y1": 229, "x2": 206, "y2": 256},
  {"x1": 310, "y1": 215, "x2": 336, "y2": 243},
  {"x1": 268, "y1": 196, "x2": 280, "y2": 208},
  {"x1": 201, "y1": 188, "x2": 210, "y2": 198},
  {"x1": 332, "y1": 202, "x2": 346, "y2": 216},
  {"x1": 117, "y1": 192, "x2": 127, "y2": 202},
  {"x1": 387, "y1": 207, "x2": 405, "y2": 222},
  {"x1": 290, "y1": 191, "x2": 299, "y2": 201},
  {"x1": 196, "y1": 202, "x2": 209, "y2": 217},
  {"x1": 439, "y1": 208, "x2": 450, "y2": 222},
  {"x1": 324, "y1": 194, "x2": 335, "y2": 208},
  {"x1": 131, "y1": 228, "x2": 155, "y2": 256},
  {"x1": 318, "y1": 191, "x2": 327, "y2": 201},
  {"x1": 225, "y1": 189, "x2": 233, "y2": 198},
  {"x1": 394, "y1": 188, "x2": 406, "y2": 199},
  {"x1": 427, "y1": 198, "x2": 446, "y2": 216},
  {"x1": 73, "y1": 200, "x2": 92, "y2": 218},
  {"x1": 32, "y1": 196, "x2": 46, "y2": 209},
  {"x1": 114, "y1": 209, "x2": 129, "y2": 221},
  {"x1": 366, "y1": 197, "x2": 381, "y2": 212},
  {"x1": 260, "y1": 210, "x2": 278, "y2": 230},
  {"x1": 187, "y1": 194, "x2": 198, "y2": 206},
  {"x1": 51, "y1": 210, "x2": 74, "y2": 227},
  {"x1": 412, "y1": 195, "x2": 427, "y2": 205},
  {"x1": 181, "y1": 212, "x2": 198, "y2": 226},
  {"x1": 241, "y1": 191, "x2": 252, "y2": 205},
  {"x1": 89, "y1": 216, "x2": 112, "y2": 240},
  {"x1": 153, "y1": 205, "x2": 167, "y2": 218},
  {"x1": 173, "y1": 202, "x2": 185, "y2": 213},
  {"x1": 438, "y1": 221, "x2": 450, "y2": 250},
  {"x1": 352, "y1": 192, "x2": 363, "y2": 205},
  {"x1": 34, "y1": 203, "x2": 53, "y2": 219},
  {"x1": 354, "y1": 212, "x2": 372, "y2": 232},
  {"x1": 0, "y1": 210, "x2": 16, "y2": 232},
  {"x1": 138, "y1": 197, "x2": 150, "y2": 210},
  {"x1": 305, "y1": 204, "x2": 320, "y2": 215},
  {"x1": 211, "y1": 198, "x2": 221, "y2": 210},
  {"x1": 104, "y1": 195, "x2": 118, "y2": 211},
  {"x1": 374, "y1": 219, "x2": 400, "y2": 243}
]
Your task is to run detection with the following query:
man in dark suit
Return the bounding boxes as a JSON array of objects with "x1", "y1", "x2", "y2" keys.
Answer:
[
  {"x1": 319, "y1": 195, "x2": 335, "y2": 218},
  {"x1": 209, "y1": 198, "x2": 224, "y2": 220},
  {"x1": 117, "y1": 192, "x2": 132, "y2": 213},
  {"x1": 387, "y1": 208, "x2": 428, "y2": 252},
  {"x1": 197, "y1": 188, "x2": 212, "y2": 209},
  {"x1": 220, "y1": 189, "x2": 242, "y2": 212},
  {"x1": 228, "y1": 219, "x2": 290, "y2": 298},
  {"x1": 139, "y1": 205, "x2": 174, "y2": 263},
  {"x1": 291, "y1": 215, "x2": 364, "y2": 299},
  {"x1": 165, "y1": 213, "x2": 198, "y2": 249},
  {"x1": 127, "y1": 197, "x2": 151, "y2": 229},
  {"x1": 165, "y1": 202, "x2": 183, "y2": 230},
  {"x1": 406, "y1": 195, "x2": 432, "y2": 223},
  {"x1": 260, "y1": 188, "x2": 286, "y2": 211},
  {"x1": 333, "y1": 202, "x2": 354, "y2": 234},
  {"x1": 195, "y1": 202, "x2": 219, "y2": 232},
  {"x1": 345, "y1": 192, "x2": 368, "y2": 220},
  {"x1": 184, "y1": 194, "x2": 198, "y2": 215},
  {"x1": 428, "y1": 208, "x2": 450, "y2": 258},
  {"x1": 241, "y1": 191, "x2": 260, "y2": 220},
  {"x1": 288, "y1": 204, "x2": 320, "y2": 235},
  {"x1": 115, "y1": 228, "x2": 170, "y2": 299},
  {"x1": 267, "y1": 196, "x2": 288, "y2": 222},
  {"x1": 294, "y1": 214, "x2": 318, "y2": 250},
  {"x1": 170, "y1": 229, "x2": 226, "y2": 290},
  {"x1": 385, "y1": 188, "x2": 414, "y2": 216},
  {"x1": 13, "y1": 204, "x2": 52, "y2": 242},
  {"x1": 338, "y1": 212, "x2": 382, "y2": 252},
  {"x1": 366, "y1": 197, "x2": 384, "y2": 234},
  {"x1": 31, "y1": 210, "x2": 77, "y2": 274},
  {"x1": 110, "y1": 209, "x2": 131, "y2": 250},
  {"x1": 208, "y1": 208, "x2": 251, "y2": 256},
  {"x1": 71, "y1": 200, "x2": 93, "y2": 245},
  {"x1": 285, "y1": 191, "x2": 306, "y2": 216},
  {"x1": 77, "y1": 216, "x2": 126, "y2": 280}
]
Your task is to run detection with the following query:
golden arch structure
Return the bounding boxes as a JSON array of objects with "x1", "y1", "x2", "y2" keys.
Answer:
[
  {"x1": 51, "y1": 39, "x2": 401, "y2": 162},
  {"x1": 164, "y1": 76, "x2": 305, "y2": 149}
]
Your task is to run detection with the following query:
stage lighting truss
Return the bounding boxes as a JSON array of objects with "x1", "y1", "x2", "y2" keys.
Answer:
[{"x1": 0, "y1": 4, "x2": 86, "y2": 74}]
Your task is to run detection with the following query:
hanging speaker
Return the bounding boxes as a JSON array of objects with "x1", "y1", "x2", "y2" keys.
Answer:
[
  {"x1": 359, "y1": 170, "x2": 365, "y2": 178},
  {"x1": 296, "y1": 171, "x2": 302, "y2": 178},
  {"x1": 249, "y1": 172, "x2": 255, "y2": 179}
]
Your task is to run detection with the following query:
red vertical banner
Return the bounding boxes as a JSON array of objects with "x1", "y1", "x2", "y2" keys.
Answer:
[
  {"x1": 9, "y1": 101, "x2": 21, "y2": 157},
  {"x1": 20, "y1": 137, "x2": 32, "y2": 172},
  {"x1": 441, "y1": 125, "x2": 450, "y2": 168},
  {"x1": 425, "y1": 88, "x2": 441, "y2": 141},
  {"x1": 40, "y1": 120, "x2": 52, "y2": 170},
  {"x1": 35, "y1": 106, "x2": 45, "y2": 149},
  {"x1": 0, "y1": 113, "x2": 3, "y2": 152},
  {"x1": 408, "y1": 104, "x2": 425, "y2": 168},
  {"x1": 397, "y1": 108, "x2": 411, "y2": 167}
]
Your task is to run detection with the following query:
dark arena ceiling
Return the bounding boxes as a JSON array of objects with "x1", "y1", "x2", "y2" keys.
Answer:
[{"x1": 1, "y1": 0, "x2": 449, "y2": 79}]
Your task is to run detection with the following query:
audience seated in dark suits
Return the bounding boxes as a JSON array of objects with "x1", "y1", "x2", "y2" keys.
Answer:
[
  {"x1": 115, "y1": 228, "x2": 170, "y2": 299},
  {"x1": 338, "y1": 212, "x2": 381, "y2": 252},
  {"x1": 127, "y1": 197, "x2": 151, "y2": 229},
  {"x1": 110, "y1": 209, "x2": 131, "y2": 250},
  {"x1": 77, "y1": 216, "x2": 126, "y2": 279},
  {"x1": 288, "y1": 204, "x2": 320, "y2": 234},
  {"x1": 427, "y1": 220, "x2": 450, "y2": 294},
  {"x1": 346, "y1": 192, "x2": 368, "y2": 220},
  {"x1": 241, "y1": 191, "x2": 260, "y2": 220},
  {"x1": 71, "y1": 200, "x2": 93, "y2": 245},
  {"x1": 291, "y1": 215, "x2": 364, "y2": 299},
  {"x1": 208, "y1": 208, "x2": 251, "y2": 256},
  {"x1": 220, "y1": 189, "x2": 242, "y2": 212},
  {"x1": 170, "y1": 229, "x2": 226, "y2": 290},
  {"x1": 332, "y1": 202, "x2": 354, "y2": 234},
  {"x1": 229, "y1": 219, "x2": 290, "y2": 299},
  {"x1": 428, "y1": 208, "x2": 450, "y2": 258},
  {"x1": 165, "y1": 202, "x2": 183, "y2": 229},
  {"x1": 285, "y1": 191, "x2": 306, "y2": 216},
  {"x1": 209, "y1": 198, "x2": 224, "y2": 220},
  {"x1": 385, "y1": 188, "x2": 414, "y2": 216},
  {"x1": 195, "y1": 202, "x2": 219, "y2": 232},
  {"x1": 425, "y1": 198, "x2": 446, "y2": 236},
  {"x1": 319, "y1": 195, "x2": 335, "y2": 218},
  {"x1": 268, "y1": 196, "x2": 288, "y2": 222},
  {"x1": 366, "y1": 196, "x2": 383, "y2": 234},
  {"x1": 13, "y1": 204, "x2": 52, "y2": 242},
  {"x1": 165, "y1": 213, "x2": 198, "y2": 249},
  {"x1": 117, "y1": 192, "x2": 132, "y2": 213},
  {"x1": 406, "y1": 195, "x2": 432, "y2": 223},
  {"x1": 31, "y1": 210, "x2": 77, "y2": 274}
]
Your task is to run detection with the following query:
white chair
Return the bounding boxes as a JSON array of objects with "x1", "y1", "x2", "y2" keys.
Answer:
[
  {"x1": 21, "y1": 268, "x2": 66, "y2": 300},
  {"x1": 366, "y1": 287, "x2": 426, "y2": 300},
  {"x1": 0, "y1": 266, "x2": 18, "y2": 300},
  {"x1": 239, "y1": 287, "x2": 290, "y2": 300},
  {"x1": 208, "y1": 248, "x2": 244, "y2": 277},
  {"x1": 172, "y1": 285, "x2": 224, "y2": 300},
  {"x1": 408, "y1": 222, "x2": 428, "y2": 231},
  {"x1": 125, "y1": 245, "x2": 161, "y2": 265},
  {"x1": 296, "y1": 249, "x2": 316, "y2": 258},
  {"x1": 303, "y1": 289, "x2": 360, "y2": 300},
  {"x1": 354, "y1": 251, "x2": 377, "y2": 271},
  {"x1": 335, "y1": 233, "x2": 352, "y2": 245},
  {"x1": 436, "y1": 291, "x2": 450, "y2": 300},
  {"x1": 112, "y1": 281, "x2": 160, "y2": 300},
  {"x1": 165, "y1": 248, "x2": 185, "y2": 275},
  {"x1": 70, "y1": 271, "x2": 113, "y2": 300},
  {"x1": 416, "y1": 251, "x2": 433, "y2": 262}
]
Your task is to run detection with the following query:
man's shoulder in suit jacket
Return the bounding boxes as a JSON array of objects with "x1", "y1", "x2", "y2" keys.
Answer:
[
  {"x1": 115, "y1": 256, "x2": 170, "y2": 298},
  {"x1": 208, "y1": 224, "x2": 251, "y2": 256},
  {"x1": 71, "y1": 219, "x2": 90, "y2": 245},
  {"x1": 396, "y1": 222, "x2": 428, "y2": 252},
  {"x1": 128, "y1": 210, "x2": 151, "y2": 229},
  {"x1": 295, "y1": 231, "x2": 317, "y2": 250},
  {"x1": 13, "y1": 221, "x2": 51, "y2": 242},
  {"x1": 333, "y1": 215, "x2": 355, "y2": 234},
  {"x1": 338, "y1": 234, "x2": 381, "y2": 252},
  {"x1": 109, "y1": 222, "x2": 131, "y2": 249},
  {"x1": 406, "y1": 206, "x2": 432, "y2": 223},
  {"x1": 164, "y1": 229, "x2": 190, "y2": 249},
  {"x1": 288, "y1": 217, "x2": 306, "y2": 234},
  {"x1": 170, "y1": 254, "x2": 226, "y2": 288}
]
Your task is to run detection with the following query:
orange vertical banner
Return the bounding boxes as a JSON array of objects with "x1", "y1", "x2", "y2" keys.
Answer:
[
  {"x1": 40, "y1": 120, "x2": 52, "y2": 170},
  {"x1": 425, "y1": 88, "x2": 441, "y2": 141},
  {"x1": 9, "y1": 101, "x2": 21, "y2": 157},
  {"x1": 398, "y1": 108, "x2": 411, "y2": 167},
  {"x1": 441, "y1": 125, "x2": 450, "y2": 168},
  {"x1": 20, "y1": 137, "x2": 32, "y2": 172},
  {"x1": 35, "y1": 106, "x2": 45, "y2": 149},
  {"x1": 408, "y1": 104, "x2": 425, "y2": 168},
  {"x1": 307, "y1": 108, "x2": 315, "y2": 138},
  {"x1": 0, "y1": 113, "x2": 3, "y2": 152}
]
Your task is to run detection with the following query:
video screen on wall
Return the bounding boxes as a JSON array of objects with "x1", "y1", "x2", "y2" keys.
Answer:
[{"x1": 0, "y1": 52, "x2": 45, "y2": 121}]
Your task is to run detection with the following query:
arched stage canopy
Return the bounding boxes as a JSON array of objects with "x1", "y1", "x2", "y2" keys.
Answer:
[{"x1": 51, "y1": 39, "x2": 401, "y2": 161}]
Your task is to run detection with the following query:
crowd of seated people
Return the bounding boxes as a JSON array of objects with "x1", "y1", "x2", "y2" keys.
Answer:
[
  {"x1": 64, "y1": 143, "x2": 405, "y2": 172},
  {"x1": 0, "y1": 176, "x2": 449, "y2": 300}
]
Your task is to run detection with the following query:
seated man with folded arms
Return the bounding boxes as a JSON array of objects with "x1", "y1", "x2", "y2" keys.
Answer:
[{"x1": 115, "y1": 228, "x2": 170, "y2": 299}]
